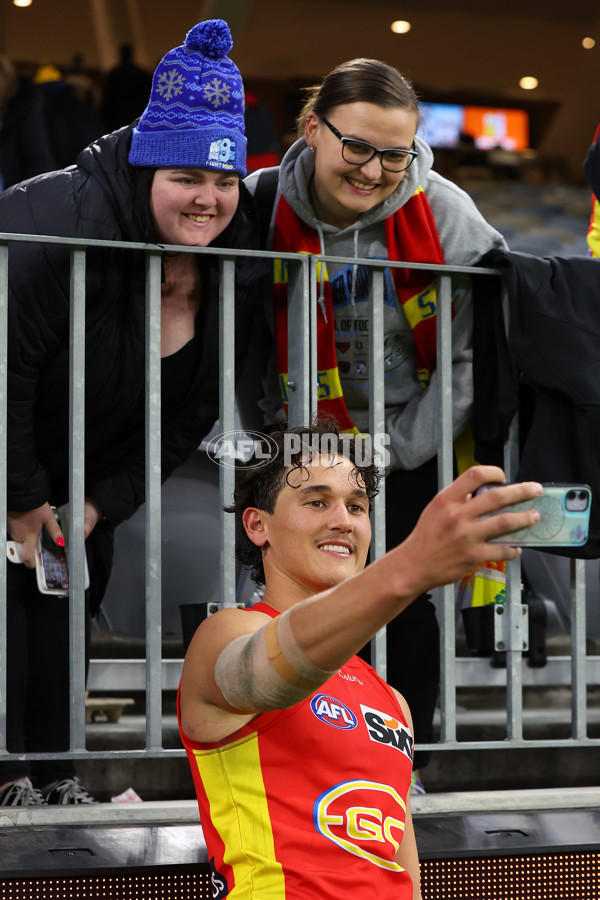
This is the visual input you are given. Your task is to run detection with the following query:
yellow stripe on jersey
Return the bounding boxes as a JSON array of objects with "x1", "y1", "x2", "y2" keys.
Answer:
[{"x1": 192, "y1": 734, "x2": 286, "y2": 898}]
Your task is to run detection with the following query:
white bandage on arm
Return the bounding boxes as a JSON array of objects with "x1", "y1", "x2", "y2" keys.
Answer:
[{"x1": 214, "y1": 608, "x2": 338, "y2": 713}]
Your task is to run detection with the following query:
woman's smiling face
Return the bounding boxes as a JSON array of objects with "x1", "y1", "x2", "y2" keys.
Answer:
[
  {"x1": 305, "y1": 102, "x2": 418, "y2": 230},
  {"x1": 150, "y1": 167, "x2": 239, "y2": 246}
]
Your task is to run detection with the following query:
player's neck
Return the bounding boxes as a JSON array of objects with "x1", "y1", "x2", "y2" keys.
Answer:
[{"x1": 261, "y1": 571, "x2": 319, "y2": 612}]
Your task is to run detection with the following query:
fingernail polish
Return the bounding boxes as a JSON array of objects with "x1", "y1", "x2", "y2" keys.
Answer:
[{"x1": 56, "y1": 536, "x2": 65, "y2": 547}]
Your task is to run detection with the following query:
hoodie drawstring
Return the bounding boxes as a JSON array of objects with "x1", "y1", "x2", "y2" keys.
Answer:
[{"x1": 315, "y1": 224, "x2": 361, "y2": 322}]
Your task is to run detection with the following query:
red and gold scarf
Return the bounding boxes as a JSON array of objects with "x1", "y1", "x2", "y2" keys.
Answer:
[{"x1": 272, "y1": 187, "x2": 449, "y2": 432}]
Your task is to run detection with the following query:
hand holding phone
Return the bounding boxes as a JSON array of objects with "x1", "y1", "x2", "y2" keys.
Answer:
[
  {"x1": 36, "y1": 507, "x2": 69, "y2": 595},
  {"x1": 7, "y1": 504, "x2": 90, "y2": 596},
  {"x1": 475, "y1": 483, "x2": 591, "y2": 547},
  {"x1": 36, "y1": 504, "x2": 91, "y2": 596},
  {"x1": 6, "y1": 501, "x2": 63, "y2": 569}
]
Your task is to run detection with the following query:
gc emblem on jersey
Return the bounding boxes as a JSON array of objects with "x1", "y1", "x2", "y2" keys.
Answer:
[
  {"x1": 310, "y1": 694, "x2": 357, "y2": 729},
  {"x1": 360, "y1": 704, "x2": 414, "y2": 762},
  {"x1": 314, "y1": 779, "x2": 406, "y2": 870}
]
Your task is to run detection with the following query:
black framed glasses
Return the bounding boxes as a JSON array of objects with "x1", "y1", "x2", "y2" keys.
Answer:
[{"x1": 321, "y1": 117, "x2": 418, "y2": 173}]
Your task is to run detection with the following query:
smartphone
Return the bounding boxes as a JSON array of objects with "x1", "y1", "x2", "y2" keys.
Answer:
[
  {"x1": 475, "y1": 483, "x2": 591, "y2": 547},
  {"x1": 36, "y1": 508, "x2": 69, "y2": 596}
]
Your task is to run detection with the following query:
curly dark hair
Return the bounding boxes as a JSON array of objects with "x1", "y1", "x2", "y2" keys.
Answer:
[{"x1": 228, "y1": 419, "x2": 381, "y2": 586}]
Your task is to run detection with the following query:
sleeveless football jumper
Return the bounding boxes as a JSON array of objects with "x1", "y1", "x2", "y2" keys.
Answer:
[{"x1": 178, "y1": 602, "x2": 415, "y2": 899}]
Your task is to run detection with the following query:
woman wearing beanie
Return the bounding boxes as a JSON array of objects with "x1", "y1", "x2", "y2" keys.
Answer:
[
  {"x1": 0, "y1": 20, "x2": 260, "y2": 806},
  {"x1": 242, "y1": 57, "x2": 508, "y2": 796}
]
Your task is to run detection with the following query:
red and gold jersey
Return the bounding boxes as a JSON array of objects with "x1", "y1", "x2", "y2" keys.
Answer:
[{"x1": 178, "y1": 604, "x2": 415, "y2": 899}]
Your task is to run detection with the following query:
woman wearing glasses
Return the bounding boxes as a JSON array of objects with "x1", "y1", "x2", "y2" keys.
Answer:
[{"x1": 242, "y1": 56, "x2": 506, "y2": 793}]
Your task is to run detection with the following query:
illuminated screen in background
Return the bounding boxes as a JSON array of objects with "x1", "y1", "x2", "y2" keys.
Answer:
[{"x1": 419, "y1": 102, "x2": 530, "y2": 151}]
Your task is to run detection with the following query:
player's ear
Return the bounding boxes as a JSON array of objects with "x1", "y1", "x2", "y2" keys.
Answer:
[{"x1": 242, "y1": 507, "x2": 269, "y2": 548}]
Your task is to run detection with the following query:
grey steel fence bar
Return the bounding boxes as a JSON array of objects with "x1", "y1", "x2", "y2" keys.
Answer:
[
  {"x1": 0, "y1": 232, "x2": 596, "y2": 767},
  {"x1": 0, "y1": 241, "x2": 7, "y2": 757},
  {"x1": 499, "y1": 276, "x2": 524, "y2": 742},
  {"x1": 571, "y1": 557, "x2": 588, "y2": 739},
  {"x1": 367, "y1": 268, "x2": 387, "y2": 679},
  {"x1": 286, "y1": 256, "x2": 312, "y2": 425},
  {"x1": 144, "y1": 251, "x2": 163, "y2": 751},
  {"x1": 437, "y1": 273, "x2": 458, "y2": 744},
  {"x1": 218, "y1": 256, "x2": 238, "y2": 609},
  {"x1": 68, "y1": 248, "x2": 88, "y2": 752}
]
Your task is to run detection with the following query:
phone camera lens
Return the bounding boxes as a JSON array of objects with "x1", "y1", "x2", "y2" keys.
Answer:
[{"x1": 567, "y1": 490, "x2": 576, "y2": 501}]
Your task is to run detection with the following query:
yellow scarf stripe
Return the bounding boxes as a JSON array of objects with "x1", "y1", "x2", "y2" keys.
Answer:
[
  {"x1": 278, "y1": 367, "x2": 345, "y2": 403},
  {"x1": 316, "y1": 366, "x2": 344, "y2": 401},
  {"x1": 274, "y1": 255, "x2": 329, "y2": 285},
  {"x1": 402, "y1": 282, "x2": 438, "y2": 331},
  {"x1": 453, "y1": 423, "x2": 478, "y2": 474},
  {"x1": 587, "y1": 197, "x2": 600, "y2": 258},
  {"x1": 192, "y1": 737, "x2": 286, "y2": 898},
  {"x1": 416, "y1": 368, "x2": 431, "y2": 389}
]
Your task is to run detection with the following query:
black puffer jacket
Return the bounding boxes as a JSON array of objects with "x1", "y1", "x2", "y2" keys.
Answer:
[{"x1": 1, "y1": 125, "x2": 261, "y2": 527}]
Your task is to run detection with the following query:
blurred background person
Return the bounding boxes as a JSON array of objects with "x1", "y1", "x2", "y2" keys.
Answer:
[
  {"x1": 100, "y1": 42, "x2": 152, "y2": 133},
  {"x1": 34, "y1": 63, "x2": 103, "y2": 169},
  {"x1": 244, "y1": 90, "x2": 281, "y2": 174},
  {"x1": 0, "y1": 52, "x2": 56, "y2": 191}
]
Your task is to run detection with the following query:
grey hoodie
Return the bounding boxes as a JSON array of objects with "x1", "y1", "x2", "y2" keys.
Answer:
[{"x1": 245, "y1": 135, "x2": 506, "y2": 470}]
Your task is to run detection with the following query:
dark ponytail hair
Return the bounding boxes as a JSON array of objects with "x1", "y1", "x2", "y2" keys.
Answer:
[{"x1": 296, "y1": 57, "x2": 420, "y2": 137}]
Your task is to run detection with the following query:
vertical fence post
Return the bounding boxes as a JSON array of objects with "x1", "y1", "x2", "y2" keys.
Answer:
[
  {"x1": 145, "y1": 251, "x2": 163, "y2": 751},
  {"x1": 368, "y1": 266, "x2": 387, "y2": 679},
  {"x1": 571, "y1": 557, "x2": 588, "y2": 739},
  {"x1": 68, "y1": 248, "x2": 88, "y2": 751},
  {"x1": 0, "y1": 242, "x2": 8, "y2": 755},
  {"x1": 436, "y1": 272, "x2": 456, "y2": 742},
  {"x1": 219, "y1": 256, "x2": 237, "y2": 609},
  {"x1": 286, "y1": 256, "x2": 312, "y2": 426},
  {"x1": 501, "y1": 280, "x2": 524, "y2": 741}
]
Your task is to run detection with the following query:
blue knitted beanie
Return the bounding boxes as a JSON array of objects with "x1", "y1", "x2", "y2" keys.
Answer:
[{"x1": 128, "y1": 19, "x2": 247, "y2": 176}]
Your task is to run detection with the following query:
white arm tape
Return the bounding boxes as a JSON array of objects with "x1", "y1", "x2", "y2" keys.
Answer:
[{"x1": 214, "y1": 607, "x2": 338, "y2": 713}]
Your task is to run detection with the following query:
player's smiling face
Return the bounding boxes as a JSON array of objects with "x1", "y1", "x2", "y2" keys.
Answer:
[
  {"x1": 305, "y1": 101, "x2": 418, "y2": 230},
  {"x1": 151, "y1": 168, "x2": 239, "y2": 246},
  {"x1": 255, "y1": 454, "x2": 372, "y2": 596}
]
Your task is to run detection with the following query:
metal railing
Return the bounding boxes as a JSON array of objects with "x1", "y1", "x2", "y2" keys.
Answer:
[{"x1": 0, "y1": 231, "x2": 596, "y2": 770}]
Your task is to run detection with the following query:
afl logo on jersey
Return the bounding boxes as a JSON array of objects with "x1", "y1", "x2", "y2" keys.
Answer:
[{"x1": 310, "y1": 694, "x2": 357, "y2": 729}]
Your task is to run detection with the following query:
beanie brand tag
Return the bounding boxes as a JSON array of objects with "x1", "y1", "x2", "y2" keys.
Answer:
[{"x1": 209, "y1": 138, "x2": 236, "y2": 165}]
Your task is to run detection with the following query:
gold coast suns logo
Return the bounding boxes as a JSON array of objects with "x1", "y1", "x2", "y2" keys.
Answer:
[
  {"x1": 314, "y1": 780, "x2": 407, "y2": 870},
  {"x1": 360, "y1": 704, "x2": 414, "y2": 762}
]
